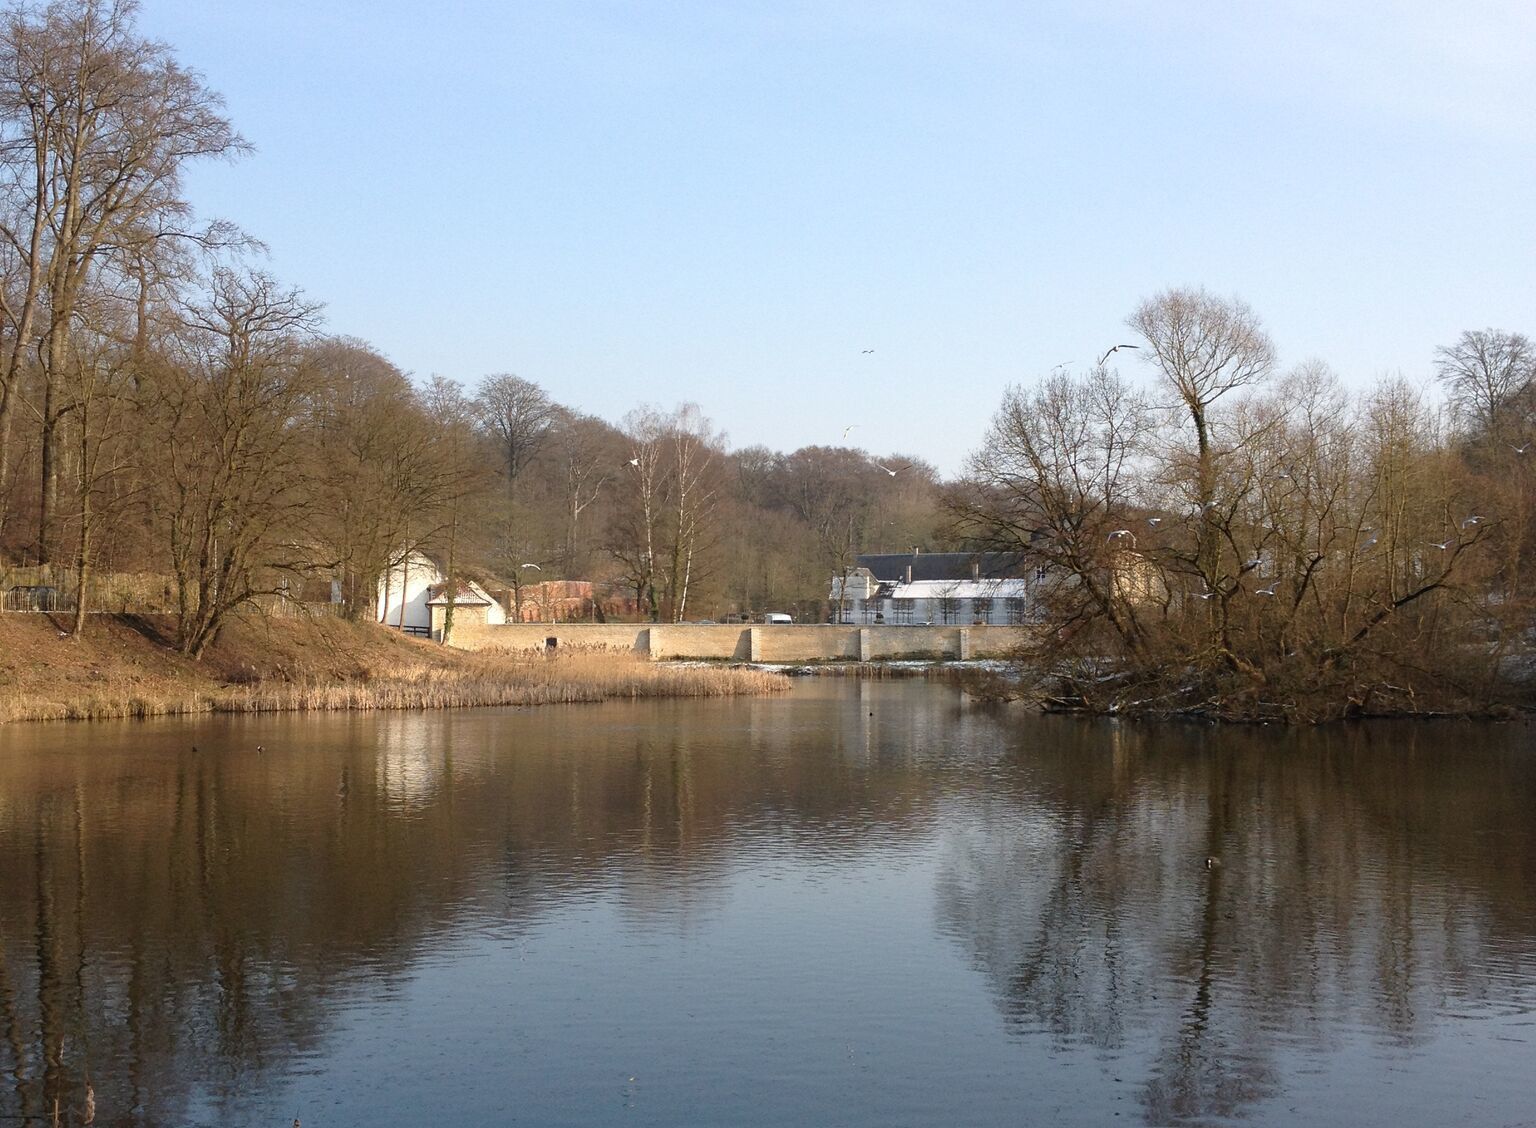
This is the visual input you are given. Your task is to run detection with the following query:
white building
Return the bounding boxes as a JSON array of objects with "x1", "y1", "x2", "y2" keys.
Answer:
[
  {"x1": 829, "y1": 552, "x2": 1044, "y2": 625},
  {"x1": 377, "y1": 552, "x2": 444, "y2": 636}
]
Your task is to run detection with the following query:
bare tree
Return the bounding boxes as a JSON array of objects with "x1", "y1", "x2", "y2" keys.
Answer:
[
  {"x1": 773, "y1": 446, "x2": 877, "y2": 623},
  {"x1": 962, "y1": 366, "x2": 1152, "y2": 667},
  {"x1": 143, "y1": 269, "x2": 318, "y2": 657},
  {"x1": 302, "y1": 338, "x2": 456, "y2": 619},
  {"x1": 663, "y1": 403, "x2": 723, "y2": 622},
  {"x1": 420, "y1": 375, "x2": 481, "y2": 644},
  {"x1": 475, "y1": 372, "x2": 554, "y2": 497},
  {"x1": 1434, "y1": 328, "x2": 1534, "y2": 439},
  {"x1": 1130, "y1": 287, "x2": 1276, "y2": 584},
  {"x1": 611, "y1": 405, "x2": 666, "y2": 620},
  {"x1": 549, "y1": 410, "x2": 616, "y2": 575},
  {"x1": 64, "y1": 320, "x2": 137, "y2": 633},
  {"x1": 0, "y1": 0, "x2": 247, "y2": 561}
]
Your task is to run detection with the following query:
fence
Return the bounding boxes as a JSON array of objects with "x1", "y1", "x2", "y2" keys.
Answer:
[
  {"x1": 0, "y1": 568, "x2": 176, "y2": 614},
  {"x1": 249, "y1": 594, "x2": 347, "y2": 619},
  {"x1": 0, "y1": 570, "x2": 349, "y2": 620},
  {"x1": 2, "y1": 585, "x2": 70, "y2": 612}
]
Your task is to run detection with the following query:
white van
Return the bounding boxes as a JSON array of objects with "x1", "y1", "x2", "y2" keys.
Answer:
[{"x1": 761, "y1": 613, "x2": 793, "y2": 625}]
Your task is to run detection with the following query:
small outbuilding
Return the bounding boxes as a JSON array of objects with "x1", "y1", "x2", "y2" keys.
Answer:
[{"x1": 427, "y1": 579, "x2": 508, "y2": 641}]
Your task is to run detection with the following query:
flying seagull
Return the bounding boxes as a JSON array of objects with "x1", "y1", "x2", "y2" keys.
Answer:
[
  {"x1": 520, "y1": 563, "x2": 542, "y2": 570},
  {"x1": 1512, "y1": 443, "x2": 1530, "y2": 455},
  {"x1": 1107, "y1": 529, "x2": 1132, "y2": 540},
  {"x1": 1426, "y1": 539, "x2": 1452, "y2": 550},
  {"x1": 627, "y1": 457, "x2": 639, "y2": 467},
  {"x1": 1147, "y1": 517, "x2": 1162, "y2": 527},
  {"x1": 1097, "y1": 343, "x2": 1140, "y2": 365},
  {"x1": 1255, "y1": 583, "x2": 1279, "y2": 596},
  {"x1": 874, "y1": 461, "x2": 911, "y2": 477},
  {"x1": 842, "y1": 425, "x2": 858, "y2": 439},
  {"x1": 861, "y1": 348, "x2": 875, "y2": 354},
  {"x1": 1461, "y1": 515, "x2": 1483, "y2": 528}
]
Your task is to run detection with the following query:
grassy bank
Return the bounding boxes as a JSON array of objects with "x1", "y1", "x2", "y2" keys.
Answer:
[{"x1": 0, "y1": 613, "x2": 786, "y2": 724}]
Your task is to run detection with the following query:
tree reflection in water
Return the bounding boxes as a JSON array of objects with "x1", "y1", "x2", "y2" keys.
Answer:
[
  {"x1": 934, "y1": 718, "x2": 1536, "y2": 1124},
  {"x1": 0, "y1": 690, "x2": 1532, "y2": 1126}
]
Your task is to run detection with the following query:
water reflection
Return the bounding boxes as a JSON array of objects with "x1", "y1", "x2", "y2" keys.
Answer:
[
  {"x1": 933, "y1": 719, "x2": 1536, "y2": 1124},
  {"x1": 0, "y1": 688, "x2": 1532, "y2": 1126}
]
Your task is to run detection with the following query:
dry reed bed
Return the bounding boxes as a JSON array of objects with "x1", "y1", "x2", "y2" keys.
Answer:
[
  {"x1": 230, "y1": 654, "x2": 788, "y2": 713},
  {"x1": 1, "y1": 653, "x2": 786, "y2": 724},
  {"x1": 0, "y1": 692, "x2": 219, "y2": 724}
]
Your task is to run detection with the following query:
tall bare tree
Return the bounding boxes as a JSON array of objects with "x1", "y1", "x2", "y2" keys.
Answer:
[
  {"x1": 1434, "y1": 328, "x2": 1534, "y2": 439},
  {"x1": 1130, "y1": 287, "x2": 1275, "y2": 585},
  {"x1": 0, "y1": 0, "x2": 246, "y2": 561},
  {"x1": 476, "y1": 372, "x2": 554, "y2": 497},
  {"x1": 420, "y1": 375, "x2": 482, "y2": 643},
  {"x1": 143, "y1": 269, "x2": 318, "y2": 657},
  {"x1": 549, "y1": 409, "x2": 616, "y2": 575},
  {"x1": 962, "y1": 366, "x2": 1152, "y2": 661},
  {"x1": 611, "y1": 405, "x2": 666, "y2": 620}
]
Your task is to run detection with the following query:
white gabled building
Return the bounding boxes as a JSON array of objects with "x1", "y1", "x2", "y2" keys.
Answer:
[
  {"x1": 830, "y1": 551, "x2": 1045, "y2": 625},
  {"x1": 378, "y1": 551, "x2": 445, "y2": 636}
]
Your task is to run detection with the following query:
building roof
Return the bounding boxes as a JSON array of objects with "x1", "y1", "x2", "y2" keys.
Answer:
[
  {"x1": 886, "y1": 578, "x2": 1031, "y2": 601},
  {"x1": 425, "y1": 580, "x2": 495, "y2": 606},
  {"x1": 856, "y1": 551, "x2": 1033, "y2": 582}
]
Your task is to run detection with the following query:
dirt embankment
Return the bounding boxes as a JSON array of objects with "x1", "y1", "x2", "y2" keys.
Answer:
[{"x1": 0, "y1": 612, "x2": 785, "y2": 724}]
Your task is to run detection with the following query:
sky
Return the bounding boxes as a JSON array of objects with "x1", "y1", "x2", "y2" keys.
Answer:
[{"x1": 135, "y1": 0, "x2": 1536, "y2": 475}]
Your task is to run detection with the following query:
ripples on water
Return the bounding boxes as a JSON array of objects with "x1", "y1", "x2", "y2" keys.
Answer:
[{"x1": 1, "y1": 682, "x2": 1534, "y2": 1126}]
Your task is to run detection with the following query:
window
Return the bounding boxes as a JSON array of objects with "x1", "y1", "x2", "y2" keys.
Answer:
[
  {"x1": 971, "y1": 597, "x2": 993, "y2": 623},
  {"x1": 863, "y1": 600, "x2": 882, "y2": 624},
  {"x1": 839, "y1": 600, "x2": 856, "y2": 624},
  {"x1": 939, "y1": 597, "x2": 961, "y2": 624},
  {"x1": 1034, "y1": 566, "x2": 1048, "y2": 583},
  {"x1": 892, "y1": 598, "x2": 914, "y2": 624},
  {"x1": 1006, "y1": 597, "x2": 1028, "y2": 624}
]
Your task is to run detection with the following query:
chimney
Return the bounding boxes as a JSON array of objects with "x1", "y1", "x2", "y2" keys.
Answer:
[
  {"x1": 971, "y1": 558, "x2": 980, "y2": 582},
  {"x1": 904, "y1": 564, "x2": 913, "y2": 584},
  {"x1": 912, "y1": 545, "x2": 922, "y2": 555}
]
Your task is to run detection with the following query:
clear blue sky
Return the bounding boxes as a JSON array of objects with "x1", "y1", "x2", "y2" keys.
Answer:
[{"x1": 137, "y1": 0, "x2": 1536, "y2": 475}]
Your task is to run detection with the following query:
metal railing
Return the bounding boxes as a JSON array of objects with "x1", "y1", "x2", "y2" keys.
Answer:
[{"x1": 2, "y1": 585, "x2": 71, "y2": 612}]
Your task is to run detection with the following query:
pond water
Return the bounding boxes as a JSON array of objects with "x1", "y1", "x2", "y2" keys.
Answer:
[{"x1": 1, "y1": 681, "x2": 1534, "y2": 1127}]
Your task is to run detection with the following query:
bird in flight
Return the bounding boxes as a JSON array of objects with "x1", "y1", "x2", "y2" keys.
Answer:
[
  {"x1": 1241, "y1": 556, "x2": 1262, "y2": 570},
  {"x1": 1098, "y1": 343, "x2": 1140, "y2": 365},
  {"x1": 861, "y1": 348, "x2": 875, "y2": 354},
  {"x1": 1461, "y1": 515, "x2": 1483, "y2": 528},
  {"x1": 1426, "y1": 539, "x2": 1452, "y2": 550},
  {"x1": 1147, "y1": 517, "x2": 1162, "y2": 527},
  {"x1": 1195, "y1": 590, "x2": 1217, "y2": 600},
  {"x1": 1255, "y1": 583, "x2": 1279, "y2": 596},
  {"x1": 842, "y1": 425, "x2": 858, "y2": 439},
  {"x1": 1512, "y1": 443, "x2": 1530, "y2": 454},
  {"x1": 1107, "y1": 529, "x2": 1132, "y2": 540},
  {"x1": 520, "y1": 563, "x2": 542, "y2": 571},
  {"x1": 627, "y1": 457, "x2": 639, "y2": 467},
  {"x1": 874, "y1": 461, "x2": 911, "y2": 477}
]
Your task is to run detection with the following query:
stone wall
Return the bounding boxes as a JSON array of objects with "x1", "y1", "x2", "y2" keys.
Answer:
[{"x1": 446, "y1": 622, "x2": 1035, "y2": 661}]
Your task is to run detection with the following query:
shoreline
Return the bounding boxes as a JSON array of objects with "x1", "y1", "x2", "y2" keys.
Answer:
[{"x1": 0, "y1": 613, "x2": 786, "y2": 726}]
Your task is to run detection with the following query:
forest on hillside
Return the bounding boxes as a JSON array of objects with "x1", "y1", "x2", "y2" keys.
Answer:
[{"x1": 3, "y1": 0, "x2": 1533, "y2": 721}]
